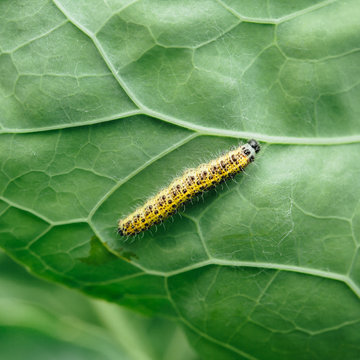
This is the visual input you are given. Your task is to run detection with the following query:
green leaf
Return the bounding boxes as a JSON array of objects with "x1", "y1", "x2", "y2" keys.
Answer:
[
  {"x1": 0, "y1": 251, "x2": 198, "y2": 360},
  {"x1": 1, "y1": 0, "x2": 360, "y2": 359}
]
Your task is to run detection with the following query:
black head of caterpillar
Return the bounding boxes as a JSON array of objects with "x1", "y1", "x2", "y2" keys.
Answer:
[{"x1": 118, "y1": 139, "x2": 260, "y2": 236}]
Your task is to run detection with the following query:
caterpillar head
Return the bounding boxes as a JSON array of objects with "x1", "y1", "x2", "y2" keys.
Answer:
[
  {"x1": 247, "y1": 139, "x2": 260, "y2": 153},
  {"x1": 240, "y1": 139, "x2": 260, "y2": 163}
]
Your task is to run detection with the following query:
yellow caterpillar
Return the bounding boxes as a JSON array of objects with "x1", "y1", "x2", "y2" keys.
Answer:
[{"x1": 118, "y1": 139, "x2": 260, "y2": 236}]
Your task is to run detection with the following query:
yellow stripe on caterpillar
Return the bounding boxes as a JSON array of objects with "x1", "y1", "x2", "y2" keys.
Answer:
[{"x1": 118, "y1": 139, "x2": 260, "y2": 236}]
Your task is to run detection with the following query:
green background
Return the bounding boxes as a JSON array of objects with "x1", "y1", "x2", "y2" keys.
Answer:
[{"x1": 1, "y1": 0, "x2": 360, "y2": 359}]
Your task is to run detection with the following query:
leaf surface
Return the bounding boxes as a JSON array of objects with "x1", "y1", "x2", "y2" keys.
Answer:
[{"x1": 1, "y1": 0, "x2": 360, "y2": 359}]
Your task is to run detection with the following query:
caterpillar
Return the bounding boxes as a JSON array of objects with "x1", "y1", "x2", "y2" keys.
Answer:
[{"x1": 118, "y1": 139, "x2": 260, "y2": 236}]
